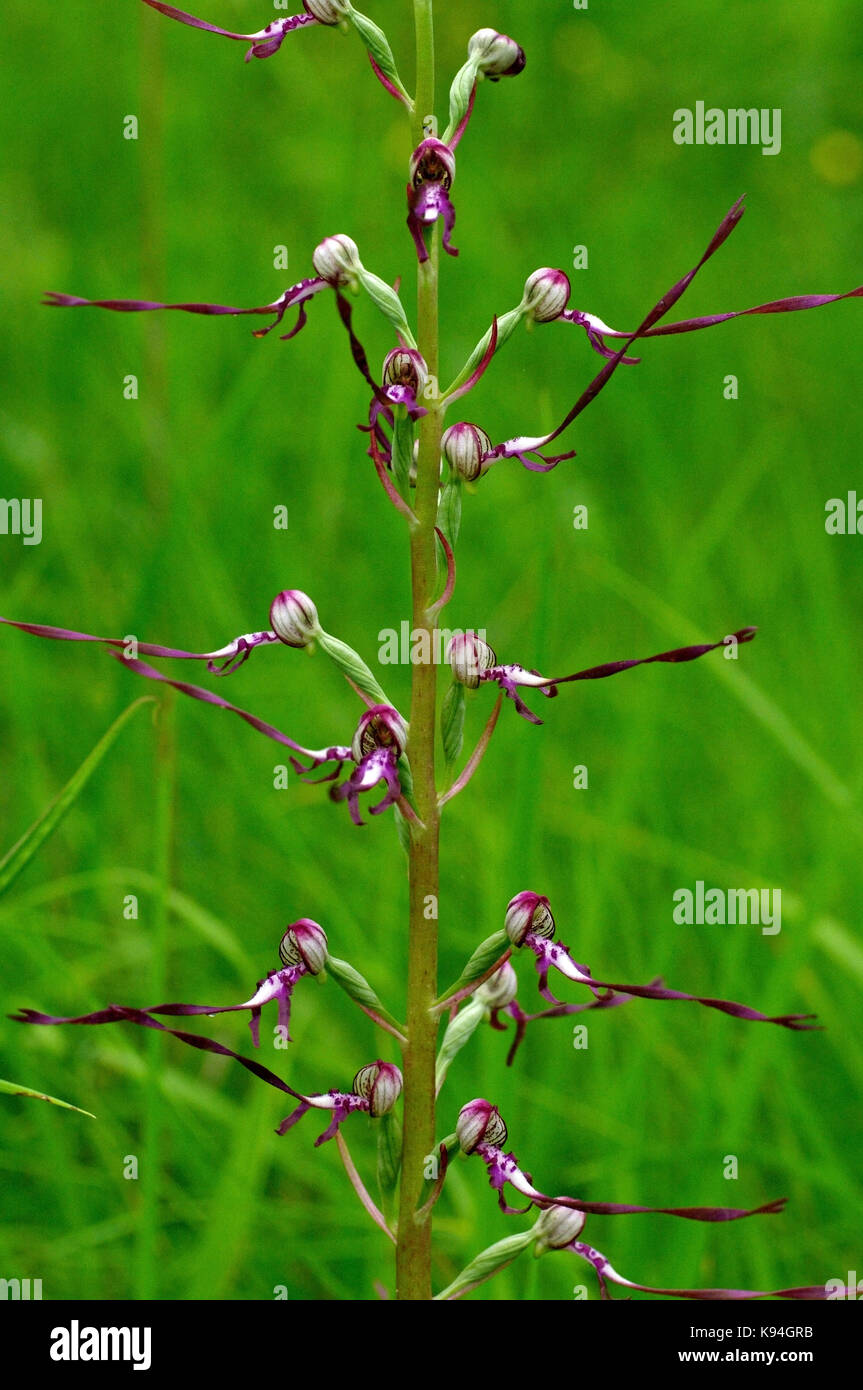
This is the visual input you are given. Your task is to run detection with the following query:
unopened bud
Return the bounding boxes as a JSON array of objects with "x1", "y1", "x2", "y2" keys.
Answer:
[
  {"x1": 467, "y1": 29, "x2": 526, "y2": 79},
  {"x1": 353, "y1": 1060, "x2": 403, "y2": 1117},
  {"x1": 441, "y1": 422, "x2": 492, "y2": 482},
  {"x1": 303, "y1": 0, "x2": 348, "y2": 22},
  {"x1": 447, "y1": 631, "x2": 497, "y2": 689},
  {"x1": 269, "y1": 590, "x2": 321, "y2": 648},
  {"x1": 312, "y1": 234, "x2": 362, "y2": 287},
  {"x1": 278, "y1": 919, "x2": 328, "y2": 975},
  {"x1": 476, "y1": 961, "x2": 519, "y2": 1010},
  {"x1": 410, "y1": 139, "x2": 456, "y2": 190},
  {"x1": 351, "y1": 705, "x2": 408, "y2": 763},
  {"x1": 505, "y1": 891, "x2": 555, "y2": 947},
  {"x1": 457, "y1": 1098, "x2": 508, "y2": 1154},
  {"x1": 522, "y1": 268, "x2": 571, "y2": 323},
  {"x1": 533, "y1": 1201, "x2": 586, "y2": 1254},
  {"x1": 383, "y1": 347, "x2": 428, "y2": 399}
]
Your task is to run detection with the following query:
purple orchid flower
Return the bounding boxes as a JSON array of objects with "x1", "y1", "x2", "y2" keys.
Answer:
[
  {"x1": 140, "y1": 0, "x2": 334, "y2": 63},
  {"x1": 476, "y1": 960, "x2": 646, "y2": 1068},
  {"x1": 448, "y1": 626, "x2": 758, "y2": 724},
  {"x1": 327, "y1": 705, "x2": 409, "y2": 826},
  {"x1": 441, "y1": 417, "x2": 575, "y2": 477},
  {"x1": 407, "y1": 140, "x2": 458, "y2": 263},
  {"x1": 44, "y1": 234, "x2": 364, "y2": 342},
  {"x1": 277, "y1": 1061, "x2": 403, "y2": 1146},
  {"x1": 0, "y1": 589, "x2": 320, "y2": 676},
  {"x1": 532, "y1": 1204, "x2": 854, "y2": 1302},
  {"x1": 520, "y1": 253, "x2": 862, "y2": 365},
  {"x1": 456, "y1": 1100, "x2": 789, "y2": 1222},
  {"x1": 14, "y1": 922, "x2": 326, "y2": 1051},
  {"x1": 504, "y1": 892, "x2": 818, "y2": 1031},
  {"x1": 381, "y1": 347, "x2": 429, "y2": 419}
]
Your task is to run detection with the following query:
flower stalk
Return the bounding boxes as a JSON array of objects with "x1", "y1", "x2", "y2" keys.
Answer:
[{"x1": 395, "y1": 0, "x2": 441, "y2": 1302}]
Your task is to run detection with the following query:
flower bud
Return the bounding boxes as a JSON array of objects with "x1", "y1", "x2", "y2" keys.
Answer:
[
  {"x1": 351, "y1": 705, "x2": 408, "y2": 763},
  {"x1": 533, "y1": 1200, "x2": 586, "y2": 1254},
  {"x1": 447, "y1": 631, "x2": 497, "y2": 690},
  {"x1": 383, "y1": 347, "x2": 428, "y2": 399},
  {"x1": 522, "y1": 268, "x2": 571, "y2": 324},
  {"x1": 441, "y1": 422, "x2": 492, "y2": 482},
  {"x1": 505, "y1": 891, "x2": 555, "y2": 947},
  {"x1": 269, "y1": 590, "x2": 321, "y2": 648},
  {"x1": 476, "y1": 961, "x2": 519, "y2": 1010},
  {"x1": 410, "y1": 139, "x2": 456, "y2": 190},
  {"x1": 278, "y1": 918, "x2": 328, "y2": 975},
  {"x1": 467, "y1": 29, "x2": 526, "y2": 79},
  {"x1": 303, "y1": 0, "x2": 348, "y2": 23},
  {"x1": 457, "y1": 1098, "x2": 508, "y2": 1154},
  {"x1": 353, "y1": 1060, "x2": 403, "y2": 1117},
  {"x1": 312, "y1": 234, "x2": 362, "y2": 288}
]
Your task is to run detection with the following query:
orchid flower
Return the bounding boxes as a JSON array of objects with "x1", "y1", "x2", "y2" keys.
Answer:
[
  {"x1": 504, "y1": 892, "x2": 818, "y2": 1031},
  {"x1": 0, "y1": 589, "x2": 320, "y2": 677},
  {"x1": 447, "y1": 627, "x2": 758, "y2": 725},
  {"x1": 44, "y1": 234, "x2": 366, "y2": 343},
  {"x1": 520, "y1": 254, "x2": 863, "y2": 366},
  {"x1": 14, "y1": 922, "x2": 326, "y2": 1051},
  {"x1": 443, "y1": 30, "x2": 526, "y2": 149},
  {"x1": 278, "y1": 1061, "x2": 403, "y2": 1146},
  {"x1": 407, "y1": 139, "x2": 458, "y2": 263},
  {"x1": 456, "y1": 1100, "x2": 788, "y2": 1221},
  {"x1": 532, "y1": 1204, "x2": 855, "y2": 1302}
]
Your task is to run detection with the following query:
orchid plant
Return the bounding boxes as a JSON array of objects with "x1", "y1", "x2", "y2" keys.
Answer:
[{"x1": 5, "y1": 2, "x2": 861, "y2": 1301}]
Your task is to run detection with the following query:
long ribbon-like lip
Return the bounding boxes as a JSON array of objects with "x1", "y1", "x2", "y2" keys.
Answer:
[
  {"x1": 140, "y1": 1, "x2": 318, "y2": 61},
  {"x1": 0, "y1": 615, "x2": 279, "y2": 675}
]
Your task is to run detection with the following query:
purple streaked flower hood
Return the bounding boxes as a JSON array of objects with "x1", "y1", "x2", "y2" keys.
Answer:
[{"x1": 277, "y1": 1060, "x2": 403, "y2": 1145}]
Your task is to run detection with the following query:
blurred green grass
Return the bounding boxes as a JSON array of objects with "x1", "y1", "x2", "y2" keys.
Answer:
[{"x1": 1, "y1": 0, "x2": 862, "y2": 1300}]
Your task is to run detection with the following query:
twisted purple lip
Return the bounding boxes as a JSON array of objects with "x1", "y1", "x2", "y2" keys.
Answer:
[
  {"x1": 471, "y1": 1137, "x2": 788, "y2": 1222},
  {"x1": 570, "y1": 1240, "x2": 852, "y2": 1302},
  {"x1": 0, "y1": 614, "x2": 278, "y2": 675},
  {"x1": 44, "y1": 275, "x2": 329, "y2": 341},
  {"x1": 9, "y1": 1004, "x2": 375, "y2": 1146},
  {"x1": 479, "y1": 627, "x2": 758, "y2": 723},
  {"x1": 140, "y1": 1, "x2": 319, "y2": 62},
  {"x1": 408, "y1": 183, "x2": 458, "y2": 262}
]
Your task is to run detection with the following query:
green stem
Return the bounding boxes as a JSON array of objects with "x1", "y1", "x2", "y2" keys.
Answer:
[{"x1": 396, "y1": 0, "x2": 440, "y2": 1302}]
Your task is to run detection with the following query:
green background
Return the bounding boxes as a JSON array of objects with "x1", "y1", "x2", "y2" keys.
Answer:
[{"x1": 1, "y1": 0, "x2": 861, "y2": 1301}]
